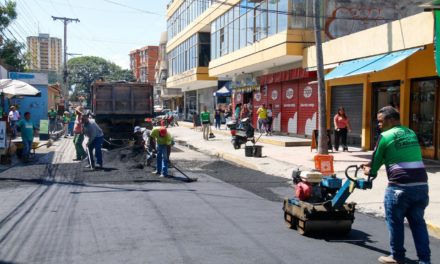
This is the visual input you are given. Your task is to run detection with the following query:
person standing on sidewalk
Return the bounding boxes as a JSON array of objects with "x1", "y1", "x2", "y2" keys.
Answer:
[
  {"x1": 150, "y1": 126, "x2": 172, "y2": 177},
  {"x1": 8, "y1": 106, "x2": 20, "y2": 139},
  {"x1": 362, "y1": 106, "x2": 430, "y2": 264},
  {"x1": 62, "y1": 111, "x2": 70, "y2": 138},
  {"x1": 256, "y1": 104, "x2": 267, "y2": 134},
  {"x1": 82, "y1": 115, "x2": 104, "y2": 169},
  {"x1": 48, "y1": 107, "x2": 57, "y2": 134},
  {"x1": 333, "y1": 106, "x2": 351, "y2": 152},
  {"x1": 200, "y1": 106, "x2": 211, "y2": 140},
  {"x1": 17, "y1": 112, "x2": 38, "y2": 163},
  {"x1": 214, "y1": 107, "x2": 221, "y2": 130},
  {"x1": 72, "y1": 106, "x2": 86, "y2": 161},
  {"x1": 266, "y1": 104, "x2": 273, "y2": 136},
  {"x1": 68, "y1": 108, "x2": 76, "y2": 136}
]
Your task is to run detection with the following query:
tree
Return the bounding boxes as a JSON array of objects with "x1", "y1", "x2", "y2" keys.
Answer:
[
  {"x1": 67, "y1": 56, "x2": 135, "y2": 102},
  {"x1": 0, "y1": 39, "x2": 26, "y2": 71},
  {"x1": 0, "y1": 1, "x2": 17, "y2": 31},
  {"x1": 0, "y1": 1, "x2": 27, "y2": 71}
]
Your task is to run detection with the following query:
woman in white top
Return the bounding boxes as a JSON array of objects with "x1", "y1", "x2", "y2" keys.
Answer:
[{"x1": 266, "y1": 104, "x2": 273, "y2": 136}]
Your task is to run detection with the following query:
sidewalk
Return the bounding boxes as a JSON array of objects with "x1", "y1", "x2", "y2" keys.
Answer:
[{"x1": 173, "y1": 122, "x2": 440, "y2": 238}]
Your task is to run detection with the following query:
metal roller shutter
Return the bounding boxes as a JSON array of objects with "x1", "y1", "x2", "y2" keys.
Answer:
[
  {"x1": 297, "y1": 81, "x2": 318, "y2": 136},
  {"x1": 281, "y1": 81, "x2": 299, "y2": 133},
  {"x1": 267, "y1": 84, "x2": 282, "y2": 132},
  {"x1": 331, "y1": 85, "x2": 363, "y2": 147}
]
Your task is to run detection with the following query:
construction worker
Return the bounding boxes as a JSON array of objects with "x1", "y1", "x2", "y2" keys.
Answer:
[
  {"x1": 62, "y1": 111, "x2": 70, "y2": 138},
  {"x1": 82, "y1": 115, "x2": 104, "y2": 170},
  {"x1": 362, "y1": 106, "x2": 430, "y2": 264},
  {"x1": 72, "y1": 106, "x2": 86, "y2": 161},
  {"x1": 17, "y1": 112, "x2": 38, "y2": 162},
  {"x1": 150, "y1": 126, "x2": 172, "y2": 177},
  {"x1": 200, "y1": 105, "x2": 211, "y2": 140},
  {"x1": 48, "y1": 107, "x2": 57, "y2": 134}
]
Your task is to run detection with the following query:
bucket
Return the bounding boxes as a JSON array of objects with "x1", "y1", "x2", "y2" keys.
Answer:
[
  {"x1": 245, "y1": 145, "x2": 263, "y2": 157},
  {"x1": 314, "y1": 154, "x2": 334, "y2": 175}
]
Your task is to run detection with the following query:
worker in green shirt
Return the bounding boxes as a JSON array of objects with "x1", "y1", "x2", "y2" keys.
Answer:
[
  {"x1": 62, "y1": 111, "x2": 70, "y2": 138},
  {"x1": 200, "y1": 105, "x2": 211, "y2": 140},
  {"x1": 150, "y1": 126, "x2": 173, "y2": 177},
  {"x1": 48, "y1": 107, "x2": 57, "y2": 134},
  {"x1": 17, "y1": 112, "x2": 38, "y2": 162}
]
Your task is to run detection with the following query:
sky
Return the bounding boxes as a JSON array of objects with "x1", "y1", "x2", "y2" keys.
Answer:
[{"x1": 10, "y1": 0, "x2": 169, "y2": 69}]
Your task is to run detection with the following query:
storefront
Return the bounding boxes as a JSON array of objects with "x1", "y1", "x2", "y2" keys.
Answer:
[
  {"x1": 184, "y1": 90, "x2": 197, "y2": 121},
  {"x1": 410, "y1": 78, "x2": 440, "y2": 159},
  {"x1": 330, "y1": 84, "x2": 363, "y2": 147},
  {"x1": 257, "y1": 68, "x2": 317, "y2": 136}
]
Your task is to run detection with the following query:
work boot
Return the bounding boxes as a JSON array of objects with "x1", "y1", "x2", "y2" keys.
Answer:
[
  {"x1": 378, "y1": 255, "x2": 405, "y2": 264},
  {"x1": 85, "y1": 164, "x2": 95, "y2": 170},
  {"x1": 152, "y1": 170, "x2": 161, "y2": 175}
]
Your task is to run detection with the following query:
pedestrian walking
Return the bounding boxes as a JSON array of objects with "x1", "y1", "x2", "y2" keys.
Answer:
[
  {"x1": 256, "y1": 104, "x2": 267, "y2": 134},
  {"x1": 240, "y1": 103, "x2": 250, "y2": 120},
  {"x1": 266, "y1": 104, "x2": 273, "y2": 135},
  {"x1": 82, "y1": 115, "x2": 104, "y2": 169},
  {"x1": 8, "y1": 106, "x2": 20, "y2": 139},
  {"x1": 333, "y1": 106, "x2": 351, "y2": 152},
  {"x1": 62, "y1": 111, "x2": 70, "y2": 138},
  {"x1": 68, "y1": 108, "x2": 76, "y2": 136},
  {"x1": 150, "y1": 126, "x2": 172, "y2": 177},
  {"x1": 72, "y1": 106, "x2": 87, "y2": 161},
  {"x1": 214, "y1": 107, "x2": 221, "y2": 130},
  {"x1": 200, "y1": 106, "x2": 211, "y2": 140},
  {"x1": 362, "y1": 106, "x2": 430, "y2": 264},
  {"x1": 48, "y1": 107, "x2": 57, "y2": 134},
  {"x1": 17, "y1": 112, "x2": 38, "y2": 163}
]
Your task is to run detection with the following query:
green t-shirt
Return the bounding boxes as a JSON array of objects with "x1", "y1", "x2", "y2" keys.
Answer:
[
  {"x1": 200, "y1": 111, "x2": 210, "y2": 123},
  {"x1": 48, "y1": 110, "x2": 57, "y2": 120},
  {"x1": 150, "y1": 127, "x2": 173, "y2": 145},
  {"x1": 370, "y1": 125, "x2": 427, "y2": 184},
  {"x1": 63, "y1": 115, "x2": 69, "y2": 123},
  {"x1": 18, "y1": 119, "x2": 35, "y2": 142},
  {"x1": 70, "y1": 113, "x2": 76, "y2": 122}
]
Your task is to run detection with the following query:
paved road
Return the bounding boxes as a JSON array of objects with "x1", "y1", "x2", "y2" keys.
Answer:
[{"x1": 0, "y1": 138, "x2": 438, "y2": 264}]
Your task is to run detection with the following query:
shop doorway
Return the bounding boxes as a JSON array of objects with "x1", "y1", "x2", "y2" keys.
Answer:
[
  {"x1": 410, "y1": 78, "x2": 439, "y2": 160},
  {"x1": 371, "y1": 81, "x2": 401, "y2": 149}
]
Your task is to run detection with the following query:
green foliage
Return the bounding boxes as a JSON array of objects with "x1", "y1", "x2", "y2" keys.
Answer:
[
  {"x1": 0, "y1": 1, "x2": 17, "y2": 31},
  {"x1": 0, "y1": 39, "x2": 26, "y2": 71},
  {"x1": 0, "y1": 1, "x2": 27, "y2": 71},
  {"x1": 67, "y1": 56, "x2": 135, "y2": 101}
]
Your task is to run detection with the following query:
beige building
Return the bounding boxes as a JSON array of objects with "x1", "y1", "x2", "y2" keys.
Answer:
[{"x1": 27, "y1": 33, "x2": 62, "y2": 72}]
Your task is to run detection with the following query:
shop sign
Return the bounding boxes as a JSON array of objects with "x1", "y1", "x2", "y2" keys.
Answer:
[
  {"x1": 286, "y1": 88, "x2": 294, "y2": 99},
  {"x1": 236, "y1": 93, "x2": 242, "y2": 102},
  {"x1": 271, "y1": 90, "x2": 278, "y2": 100},
  {"x1": 254, "y1": 92, "x2": 261, "y2": 102},
  {"x1": 304, "y1": 86, "x2": 313, "y2": 98}
]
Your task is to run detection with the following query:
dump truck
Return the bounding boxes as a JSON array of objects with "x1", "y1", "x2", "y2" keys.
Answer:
[{"x1": 91, "y1": 81, "x2": 154, "y2": 143}]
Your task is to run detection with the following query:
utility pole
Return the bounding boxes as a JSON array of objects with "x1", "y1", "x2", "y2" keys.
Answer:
[
  {"x1": 52, "y1": 16, "x2": 80, "y2": 107},
  {"x1": 313, "y1": 0, "x2": 328, "y2": 154}
]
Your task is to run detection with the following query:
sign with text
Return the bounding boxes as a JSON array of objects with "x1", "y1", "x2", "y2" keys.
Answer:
[{"x1": 39, "y1": 120, "x2": 49, "y2": 141}]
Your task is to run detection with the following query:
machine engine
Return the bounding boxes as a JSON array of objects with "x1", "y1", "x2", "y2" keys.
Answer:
[{"x1": 293, "y1": 170, "x2": 342, "y2": 203}]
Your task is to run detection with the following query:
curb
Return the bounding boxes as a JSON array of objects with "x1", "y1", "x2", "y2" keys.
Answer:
[{"x1": 427, "y1": 221, "x2": 440, "y2": 239}]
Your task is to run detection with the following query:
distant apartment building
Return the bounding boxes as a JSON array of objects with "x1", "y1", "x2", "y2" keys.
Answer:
[
  {"x1": 129, "y1": 46, "x2": 159, "y2": 83},
  {"x1": 27, "y1": 33, "x2": 62, "y2": 72}
]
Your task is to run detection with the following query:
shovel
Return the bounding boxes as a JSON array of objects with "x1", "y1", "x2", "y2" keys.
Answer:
[{"x1": 169, "y1": 161, "x2": 198, "y2": 182}]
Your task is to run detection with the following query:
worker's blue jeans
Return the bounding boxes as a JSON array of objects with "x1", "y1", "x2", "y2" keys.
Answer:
[
  {"x1": 156, "y1": 144, "x2": 168, "y2": 176},
  {"x1": 87, "y1": 136, "x2": 103, "y2": 167},
  {"x1": 384, "y1": 184, "x2": 430, "y2": 263},
  {"x1": 22, "y1": 139, "x2": 33, "y2": 160}
]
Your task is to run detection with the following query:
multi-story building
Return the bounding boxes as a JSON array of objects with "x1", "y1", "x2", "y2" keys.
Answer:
[
  {"x1": 154, "y1": 32, "x2": 183, "y2": 110},
  {"x1": 27, "y1": 34, "x2": 62, "y2": 72},
  {"x1": 130, "y1": 46, "x2": 159, "y2": 83},
  {"x1": 166, "y1": 0, "x2": 425, "y2": 131}
]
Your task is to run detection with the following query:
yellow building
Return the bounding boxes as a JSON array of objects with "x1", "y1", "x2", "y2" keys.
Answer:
[
  {"x1": 304, "y1": 12, "x2": 439, "y2": 160},
  {"x1": 27, "y1": 34, "x2": 62, "y2": 72}
]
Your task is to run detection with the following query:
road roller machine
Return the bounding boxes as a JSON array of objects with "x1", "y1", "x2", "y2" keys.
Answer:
[{"x1": 283, "y1": 165, "x2": 375, "y2": 236}]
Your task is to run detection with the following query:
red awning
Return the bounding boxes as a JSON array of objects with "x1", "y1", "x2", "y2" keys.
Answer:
[{"x1": 259, "y1": 68, "x2": 316, "y2": 85}]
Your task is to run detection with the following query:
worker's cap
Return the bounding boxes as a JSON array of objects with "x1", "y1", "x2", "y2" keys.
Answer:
[
  {"x1": 159, "y1": 127, "x2": 167, "y2": 137},
  {"x1": 133, "y1": 126, "x2": 141, "y2": 133},
  {"x1": 10, "y1": 105, "x2": 15, "y2": 109}
]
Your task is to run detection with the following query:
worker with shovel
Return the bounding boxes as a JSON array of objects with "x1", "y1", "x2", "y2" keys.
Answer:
[
  {"x1": 82, "y1": 115, "x2": 104, "y2": 170},
  {"x1": 150, "y1": 126, "x2": 172, "y2": 177}
]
